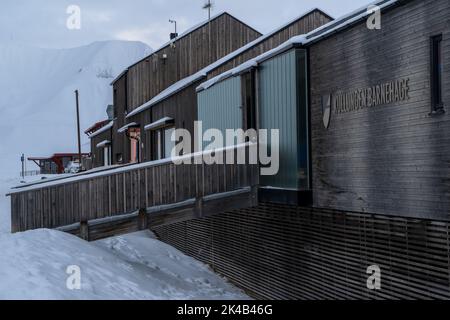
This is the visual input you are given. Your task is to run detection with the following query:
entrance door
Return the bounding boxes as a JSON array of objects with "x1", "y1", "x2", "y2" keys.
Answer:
[{"x1": 129, "y1": 128, "x2": 141, "y2": 163}]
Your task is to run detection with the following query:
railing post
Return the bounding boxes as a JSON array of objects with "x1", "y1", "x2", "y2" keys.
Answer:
[
  {"x1": 80, "y1": 221, "x2": 89, "y2": 241},
  {"x1": 138, "y1": 208, "x2": 148, "y2": 230}
]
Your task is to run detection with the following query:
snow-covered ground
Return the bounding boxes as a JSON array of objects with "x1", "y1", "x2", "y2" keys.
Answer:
[
  {"x1": 0, "y1": 177, "x2": 247, "y2": 300},
  {"x1": 0, "y1": 230, "x2": 247, "y2": 300}
]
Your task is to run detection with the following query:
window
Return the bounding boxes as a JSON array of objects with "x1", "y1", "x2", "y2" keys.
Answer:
[
  {"x1": 155, "y1": 127, "x2": 175, "y2": 160},
  {"x1": 104, "y1": 146, "x2": 111, "y2": 166},
  {"x1": 243, "y1": 71, "x2": 257, "y2": 131},
  {"x1": 164, "y1": 127, "x2": 176, "y2": 159},
  {"x1": 431, "y1": 34, "x2": 444, "y2": 113}
]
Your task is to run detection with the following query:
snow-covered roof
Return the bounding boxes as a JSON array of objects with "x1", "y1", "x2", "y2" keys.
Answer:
[
  {"x1": 88, "y1": 121, "x2": 113, "y2": 139},
  {"x1": 197, "y1": 35, "x2": 306, "y2": 91},
  {"x1": 125, "y1": 8, "x2": 331, "y2": 117},
  {"x1": 126, "y1": 71, "x2": 207, "y2": 118},
  {"x1": 96, "y1": 140, "x2": 111, "y2": 148},
  {"x1": 144, "y1": 117, "x2": 174, "y2": 131},
  {"x1": 197, "y1": 0, "x2": 400, "y2": 91},
  {"x1": 111, "y1": 12, "x2": 260, "y2": 85},
  {"x1": 117, "y1": 122, "x2": 138, "y2": 133}
]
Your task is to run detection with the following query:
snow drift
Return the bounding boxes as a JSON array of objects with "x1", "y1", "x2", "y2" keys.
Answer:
[{"x1": 0, "y1": 229, "x2": 247, "y2": 300}]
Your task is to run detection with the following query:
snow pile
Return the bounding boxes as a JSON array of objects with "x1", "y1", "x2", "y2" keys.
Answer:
[
  {"x1": 0, "y1": 229, "x2": 248, "y2": 300},
  {"x1": 0, "y1": 177, "x2": 247, "y2": 300},
  {"x1": 0, "y1": 41, "x2": 151, "y2": 178}
]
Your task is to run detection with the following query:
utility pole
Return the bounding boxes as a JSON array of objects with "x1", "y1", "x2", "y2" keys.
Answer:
[
  {"x1": 75, "y1": 90, "x2": 83, "y2": 168},
  {"x1": 203, "y1": 0, "x2": 213, "y2": 62}
]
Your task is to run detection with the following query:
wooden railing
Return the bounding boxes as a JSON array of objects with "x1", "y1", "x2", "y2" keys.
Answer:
[{"x1": 8, "y1": 144, "x2": 259, "y2": 239}]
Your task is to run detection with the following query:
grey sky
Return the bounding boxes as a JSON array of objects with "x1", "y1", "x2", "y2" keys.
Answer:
[{"x1": 1, "y1": 0, "x2": 372, "y2": 49}]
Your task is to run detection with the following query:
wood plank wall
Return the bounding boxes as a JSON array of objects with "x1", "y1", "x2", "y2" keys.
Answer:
[
  {"x1": 128, "y1": 79, "x2": 202, "y2": 163},
  {"x1": 10, "y1": 147, "x2": 259, "y2": 234},
  {"x1": 154, "y1": 202, "x2": 450, "y2": 300},
  {"x1": 309, "y1": 0, "x2": 450, "y2": 220}
]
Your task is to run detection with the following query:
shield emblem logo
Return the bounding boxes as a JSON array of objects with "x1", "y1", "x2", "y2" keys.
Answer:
[{"x1": 322, "y1": 94, "x2": 331, "y2": 129}]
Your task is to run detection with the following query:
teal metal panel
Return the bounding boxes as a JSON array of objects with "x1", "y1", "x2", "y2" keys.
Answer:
[
  {"x1": 198, "y1": 77, "x2": 242, "y2": 148},
  {"x1": 259, "y1": 49, "x2": 309, "y2": 190}
]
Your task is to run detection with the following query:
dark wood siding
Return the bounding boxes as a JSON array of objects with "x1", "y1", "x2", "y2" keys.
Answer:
[
  {"x1": 90, "y1": 129, "x2": 112, "y2": 168},
  {"x1": 207, "y1": 10, "x2": 332, "y2": 78},
  {"x1": 126, "y1": 13, "x2": 261, "y2": 112},
  {"x1": 128, "y1": 80, "x2": 202, "y2": 162},
  {"x1": 309, "y1": 0, "x2": 450, "y2": 220}
]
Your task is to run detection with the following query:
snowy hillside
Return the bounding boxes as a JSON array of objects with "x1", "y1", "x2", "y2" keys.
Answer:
[{"x1": 0, "y1": 41, "x2": 151, "y2": 178}]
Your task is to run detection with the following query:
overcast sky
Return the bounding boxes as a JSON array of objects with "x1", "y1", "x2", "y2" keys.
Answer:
[{"x1": 1, "y1": 0, "x2": 372, "y2": 49}]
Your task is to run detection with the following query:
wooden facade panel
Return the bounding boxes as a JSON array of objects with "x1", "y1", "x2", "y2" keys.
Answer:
[{"x1": 309, "y1": 0, "x2": 450, "y2": 220}]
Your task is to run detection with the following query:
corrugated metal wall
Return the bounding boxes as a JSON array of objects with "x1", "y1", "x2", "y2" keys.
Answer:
[
  {"x1": 154, "y1": 203, "x2": 450, "y2": 300},
  {"x1": 258, "y1": 49, "x2": 300, "y2": 189},
  {"x1": 197, "y1": 77, "x2": 242, "y2": 148}
]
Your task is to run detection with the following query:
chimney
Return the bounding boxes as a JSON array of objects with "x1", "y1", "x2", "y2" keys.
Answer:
[
  {"x1": 106, "y1": 104, "x2": 114, "y2": 120},
  {"x1": 170, "y1": 32, "x2": 178, "y2": 40}
]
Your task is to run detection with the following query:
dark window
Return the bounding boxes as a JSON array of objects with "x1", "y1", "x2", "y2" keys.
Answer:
[
  {"x1": 431, "y1": 34, "x2": 444, "y2": 113},
  {"x1": 242, "y1": 71, "x2": 257, "y2": 132}
]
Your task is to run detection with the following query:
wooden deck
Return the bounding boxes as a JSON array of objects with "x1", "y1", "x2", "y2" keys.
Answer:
[{"x1": 8, "y1": 145, "x2": 259, "y2": 241}]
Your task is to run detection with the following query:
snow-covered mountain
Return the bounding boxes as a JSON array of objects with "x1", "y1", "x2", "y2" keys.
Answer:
[{"x1": 0, "y1": 41, "x2": 151, "y2": 178}]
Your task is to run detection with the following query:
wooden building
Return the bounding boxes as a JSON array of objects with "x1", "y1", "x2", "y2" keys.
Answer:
[
  {"x1": 8, "y1": 0, "x2": 450, "y2": 300},
  {"x1": 109, "y1": 12, "x2": 262, "y2": 166},
  {"x1": 123, "y1": 9, "x2": 331, "y2": 164},
  {"x1": 85, "y1": 119, "x2": 114, "y2": 168}
]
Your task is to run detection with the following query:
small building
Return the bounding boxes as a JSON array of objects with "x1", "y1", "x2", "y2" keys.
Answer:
[{"x1": 85, "y1": 117, "x2": 114, "y2": 168}]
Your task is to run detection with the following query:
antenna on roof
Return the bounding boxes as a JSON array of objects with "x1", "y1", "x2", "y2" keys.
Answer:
[
  {"x1": 203, "y1": 0, "x2": 214, "y2": 20},
  {"x1": 169, "y1": 19, "x2": 178, "y2": 40}
]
